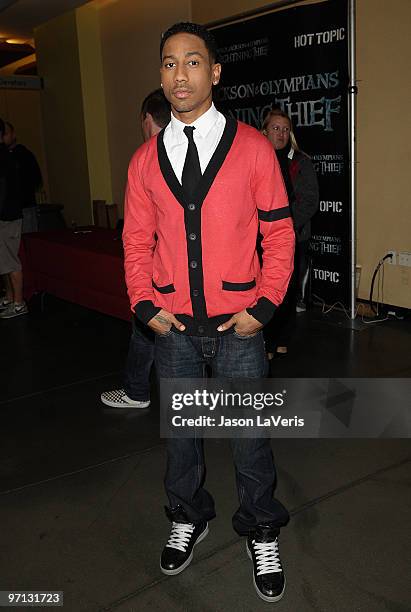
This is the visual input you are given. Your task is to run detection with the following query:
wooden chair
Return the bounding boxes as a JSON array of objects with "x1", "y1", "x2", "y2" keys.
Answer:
[
  {"x1": 93, "y1": 200, "x2": 119, "y2": 229},
  {"x1": 105, "y1": 203, "x2": 118, "y2": 229},
  {"x1": 93, "y1": 200, "x2": 107, "y2": 227}
]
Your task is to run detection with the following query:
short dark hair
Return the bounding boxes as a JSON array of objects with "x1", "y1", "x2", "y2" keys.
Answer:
[
  {"x1": 5, "y1": 121, "x2": 14, "y2": 131},
  {"x1": 141, "y1": 88, "x2": 170, "y2": 129},
  {"x1": 160, "y1": 22, "x2": 218, "y2": 63},
  {"x1": 0, "y1": 117, "x2": 4, "y2": 137}
]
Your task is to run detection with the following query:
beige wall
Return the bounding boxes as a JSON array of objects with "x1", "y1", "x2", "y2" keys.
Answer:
[
  {"x1": 76, "y1": 3, "x2": 113, "y2": 206},
  {"x1": 35, "y1": 11, "x2": 91, "y2": 226},
  {"x1": 97, "y1": 0, "x2": 191, "y2": 211},
  {"x1": 32, "y1": 0, "x2": 190, "y2": 222},
  {"x1": 356, "y1": 0, "x2": 411, "y2": 307}
]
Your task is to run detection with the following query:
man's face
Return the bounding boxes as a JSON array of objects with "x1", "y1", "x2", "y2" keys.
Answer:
[
  {"x1": 160, "y1": 33, "x2": 221, "y2": 123},
  {"x1": 3, "y1": 124, "x2": 15, "y2": 148},
  {"x1": 265, "y1": 116, "x2": 291, "y2": 150}
]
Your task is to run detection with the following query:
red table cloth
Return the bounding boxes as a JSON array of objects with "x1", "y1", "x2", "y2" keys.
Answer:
[{"x1": 21, "y1": 227, "x2": 131, "y2": 321}]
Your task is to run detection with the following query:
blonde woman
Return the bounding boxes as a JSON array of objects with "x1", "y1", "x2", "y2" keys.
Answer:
[{"x1": 262, "y1": 108, "x2": 319, "y2": 358}]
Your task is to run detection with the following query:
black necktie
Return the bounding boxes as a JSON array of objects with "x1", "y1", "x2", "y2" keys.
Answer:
[{"x1": 182, "y1": 126, "x2": 202, "y2": 197}]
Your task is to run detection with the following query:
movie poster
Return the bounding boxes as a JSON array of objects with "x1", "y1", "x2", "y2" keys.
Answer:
[{"x1": 212, "y1": 0, "x2": 350, "y2": 305}]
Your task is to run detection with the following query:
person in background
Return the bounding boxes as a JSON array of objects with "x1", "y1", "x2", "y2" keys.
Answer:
[
  {"x1": 262, "y1": 108, "x2": 319, "y2": 359},
  {"x1": 3, "y1": 121, "x2": 43, "y2": 234},
  {"x1": 100, "y1": 89, "x2": 171, "y2": 409},
  {"x1": 0, "y1": 118, "x2": 28, "y2": 319}
]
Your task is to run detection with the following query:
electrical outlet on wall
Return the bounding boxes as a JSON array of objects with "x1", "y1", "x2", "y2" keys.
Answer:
[
  {"x1": 398, "y1": 251, "x2": 411, "y2": 267},
  {"x1": 387, "y1": 250, "x2": 396, "y2": 265}
]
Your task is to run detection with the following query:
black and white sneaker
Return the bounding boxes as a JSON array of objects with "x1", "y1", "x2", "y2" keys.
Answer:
[
  {"x1": 100, "y1": 388, "x2": 150, "y2": 409},
  {"x1": 247, "y1": 525, "x2": 285, "y2": 603},
  {"x1": 160, "y1": 506, "x2": 208, "y2": 575}
]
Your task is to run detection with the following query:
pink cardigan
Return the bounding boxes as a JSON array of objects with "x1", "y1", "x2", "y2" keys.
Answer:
[{"x1": 123, "y1": 118, "x2": 295, "y2": 336}]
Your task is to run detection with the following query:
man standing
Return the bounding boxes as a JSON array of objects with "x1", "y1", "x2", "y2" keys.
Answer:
[
  {"x1": 0, "y1": 118, "x2": 27, "y2": 319},
  {"x1": 101, "y1": 89, "x2": 170, "y2": 409},
  {"x1": 3, "y1": 122, "x2": 42, "y2": 233},
  {"x1": 123, "y1": 23, "x2": 295, "y2": 603}
]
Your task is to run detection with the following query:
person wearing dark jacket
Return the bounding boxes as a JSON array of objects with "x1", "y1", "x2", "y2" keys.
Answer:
[
  {"x1": 3, "y1": 121, "x2": 42, "y2": 233},
  {"x1": 0, "y1": 118, "x2": 28, "y2": 318},
  {"x1": 101, "y1": 88, "x2": 170, "y2": 409},
  {"x1": 262, "y1": 108, "x2": 319, "y2": 358}
]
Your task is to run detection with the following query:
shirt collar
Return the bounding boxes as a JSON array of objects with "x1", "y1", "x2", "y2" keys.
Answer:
[
  {"x1": 170, "y1": 103, "x2": 220, "y2": 141},
  {"x1": 288, "y1": 147, "x2": 295, "y2": 160}
]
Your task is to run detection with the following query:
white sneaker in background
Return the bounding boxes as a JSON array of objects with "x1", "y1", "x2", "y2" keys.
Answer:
[
  {"x1": 0, "y1": 301, "x2": 28, "y2": 319},
  {"x1": 0, "y1": 299, "x2": 13, "y2": 311}
]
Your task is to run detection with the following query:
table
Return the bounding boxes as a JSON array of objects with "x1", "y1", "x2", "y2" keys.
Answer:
[{"x1": 22, "y1": 227, "x2": 131, "y2": 321}]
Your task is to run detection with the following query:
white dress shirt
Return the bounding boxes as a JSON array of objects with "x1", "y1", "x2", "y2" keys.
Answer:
[{"x1": 163, "y1": 103, "x2": 226, "y2": 183}]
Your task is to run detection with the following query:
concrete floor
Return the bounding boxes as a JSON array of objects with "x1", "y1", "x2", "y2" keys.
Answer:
[{"x1": 1, "y1": 297, "x2": 410, "y2": 611}]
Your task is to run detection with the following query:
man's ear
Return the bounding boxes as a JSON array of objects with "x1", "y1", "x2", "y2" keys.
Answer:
[
  {"x1": 212, "y1": 63, "x2": 221, "y2": 86},
  {"x1": 144, "y1": 112, "x2": 154, "y2": 130}
]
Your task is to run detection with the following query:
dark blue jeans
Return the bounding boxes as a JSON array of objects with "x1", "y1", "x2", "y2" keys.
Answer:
[
  {"x1": 155, "y1": 330, "x2": 290, "y2": 536},
  {"x1": 123, "y1": 317, "x2": 155, "y2": 402}
]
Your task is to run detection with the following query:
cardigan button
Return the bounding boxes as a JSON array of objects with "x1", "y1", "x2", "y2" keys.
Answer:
[
  {"x1": 190, "y1": 260, "x2": 198, "y2": 269},
  {"x1": 188, "y1": 233, "x2": 197, "y2": 241},
  {"x1": 188, "y1": 203, "x2": 196, "y2": 211},
  {"x1": 192, "y1": 289, "x2": 199, "y2": 297}
]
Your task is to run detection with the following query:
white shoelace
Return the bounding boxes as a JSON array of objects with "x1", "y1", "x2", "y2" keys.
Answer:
[
  {"x1": 252, "y1": 538, "x2": 282, "y2": 575},
  {"x1": 166, "y1": 522, "x2": 195, "y2": 552}
]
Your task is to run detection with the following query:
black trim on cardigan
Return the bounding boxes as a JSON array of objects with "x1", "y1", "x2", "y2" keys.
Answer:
[
  {"x1": 258, "y1": 205, "x2": 291, "y2": 222},
  {"x1": 152, "y1": 280, "x2": 175, "y2": 294},
  {"x1": 222, "y1": 279, "x2": 256, "y2": 291},
  {"x1": 183, "y1": 205, "x2": 208, "y2": 321},
  {"x1": 174, "y1": 313, "x2": 235, "y2": 337},
  {"x1": 247, "y1": 297, "x2": 277, "y2": 325},
  {"x1": 156, "y1": 117, "x2": 238, "y2": 332},
  {"x1": 134, "y1": 300, "x2": 161, "y2": 325}
]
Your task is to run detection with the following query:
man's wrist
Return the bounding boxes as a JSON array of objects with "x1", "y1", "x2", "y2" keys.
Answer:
[
  {"x1": 134, "y1": 300, "x2": 161, "y2": 325},
  {"x1": 246, "y1": 297, "x2": 276, "y2": 326}
]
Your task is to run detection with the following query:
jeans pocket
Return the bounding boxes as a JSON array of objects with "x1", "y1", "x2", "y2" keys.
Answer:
[
  {"x1": 156, "y1": 327, "x2": 173, "y2": 338},
  {"x1": 233, "y1": 329, "x2": 261, "y2": 339}
]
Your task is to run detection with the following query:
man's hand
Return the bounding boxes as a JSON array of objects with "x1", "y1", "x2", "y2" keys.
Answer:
[
  {"x1": 148, "y1": 309, "x2": 185, "y2": 335},
  {"x1": 217, "y1": 309, "x2": 262, "y2": 336}
]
